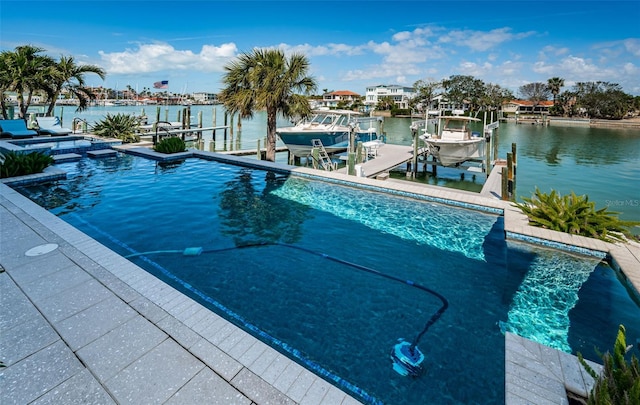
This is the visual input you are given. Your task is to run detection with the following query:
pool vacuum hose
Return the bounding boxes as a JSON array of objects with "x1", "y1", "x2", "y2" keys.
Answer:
[{"x1": 127, "y1": 241, "x2": 449, "y2": 378}]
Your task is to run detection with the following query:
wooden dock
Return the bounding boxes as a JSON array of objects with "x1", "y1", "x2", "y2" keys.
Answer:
[
  {"x1": 480, "y1": 160, "x2": 507, "y2": 199},
  {"x1": 336, "y1": 144, "x2": 413, "y2": 178}
]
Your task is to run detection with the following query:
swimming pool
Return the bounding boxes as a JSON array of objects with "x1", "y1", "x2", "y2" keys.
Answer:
[{"x1": 17, "y1": 155, "x2": 640, "y2": 404}]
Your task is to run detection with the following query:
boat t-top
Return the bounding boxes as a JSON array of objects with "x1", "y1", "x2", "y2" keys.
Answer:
[{"x1": 419, "y1": 115, "x2": 484, "y2": 167}]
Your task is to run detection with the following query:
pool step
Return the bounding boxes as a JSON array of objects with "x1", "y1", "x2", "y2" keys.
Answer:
[
  {"x1": 87, "y1": 149, "x2": 117, "y2": 158},
  {"x1": 53, "y1": 153, "x2": 82, "y2": 163}
]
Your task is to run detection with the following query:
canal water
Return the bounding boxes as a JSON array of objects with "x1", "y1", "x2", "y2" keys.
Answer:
[{"x1": 50, "y1": 105, "x2": 640, "y2": 227}]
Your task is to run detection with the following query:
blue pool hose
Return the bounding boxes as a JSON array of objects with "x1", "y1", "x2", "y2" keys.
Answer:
[{"x1": 128, "y1": 241, "x2": 450, "y2": 376}]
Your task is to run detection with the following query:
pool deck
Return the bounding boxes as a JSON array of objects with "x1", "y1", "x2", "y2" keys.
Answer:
[{"x1": 1, "y1": 148, "x2": 639, "y2": 404}]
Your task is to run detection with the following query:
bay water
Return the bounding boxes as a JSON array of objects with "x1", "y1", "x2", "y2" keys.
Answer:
[{"x1": 51, "y1": 105, "x2": 640, "y2": 227}]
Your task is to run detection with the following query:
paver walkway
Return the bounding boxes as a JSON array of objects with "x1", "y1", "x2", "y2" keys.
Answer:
[{"x1": 0, "y1": 183, "x2": 361, "y2": 405}]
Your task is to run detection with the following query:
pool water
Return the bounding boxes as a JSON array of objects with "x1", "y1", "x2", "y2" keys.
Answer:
[{"x1": 18, "y1": 155, "x2": 640, "y2": 405}]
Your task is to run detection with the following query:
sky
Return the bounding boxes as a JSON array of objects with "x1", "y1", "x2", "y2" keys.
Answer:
[{"x1": 1, "y1": 0, "x2": 640, "y2": 97}]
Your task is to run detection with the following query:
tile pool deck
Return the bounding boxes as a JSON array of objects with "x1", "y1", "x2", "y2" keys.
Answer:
[{"x1": 1, "y1": 148, "x2": 639, "y2": 404}]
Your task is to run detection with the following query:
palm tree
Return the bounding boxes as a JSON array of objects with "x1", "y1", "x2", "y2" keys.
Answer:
[
  {"x1": 43, "y1": 55, "x2": 106, "y2": 115},
  {"x1": 547, "y1": 77, "x2": 565, "y2": 105},
  {"x1": 376, "y1": 96, "x2": 395, "y2": 111},
  {"x1": 0, "y1": 51, "x2": 12, "y2": 119},
  {"x1": 219, "y1": 48, "x2": 316, "y2": 161},
  {"x1": 2, "y1": 45, "x2": 55, "y2": 118}
]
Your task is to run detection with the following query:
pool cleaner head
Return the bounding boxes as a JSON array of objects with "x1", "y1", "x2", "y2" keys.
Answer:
[{"x1": 391, "y1": 340, "x2": 425, "y2": 377}]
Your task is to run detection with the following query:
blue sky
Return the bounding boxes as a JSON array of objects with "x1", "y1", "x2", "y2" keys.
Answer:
[{"x1": 2, "y1": 0, "x2": 639, "y2": 96}]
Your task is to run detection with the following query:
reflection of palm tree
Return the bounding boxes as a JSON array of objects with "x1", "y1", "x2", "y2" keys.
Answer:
[
  {"x1": 545, "y1": 144, "x2": 561, "y2": 165},
  {"x1": 219, "y1": 170, "x2": 309, "y2": 245}
]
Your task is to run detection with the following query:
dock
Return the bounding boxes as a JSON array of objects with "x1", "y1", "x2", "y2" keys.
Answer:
[
  {"x1": 336, "y1": 144, "x2": 413, "y2": 178},
  {"x1": 480, "y1": 160, "x2": 507, "y2": 199}
]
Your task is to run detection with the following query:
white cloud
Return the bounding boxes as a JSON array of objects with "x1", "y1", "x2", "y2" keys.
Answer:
[
  {"x1": 533, "y1": 55, "x2": 628, "y2": 83},
  {"x1": 497, "y1": 60, "x2": 524, "y2": 77},
  {"x1": 98, "y1": 42, "x2": 237, "y2": 74},
  {"x1": 623, "y1": 38, "x2": 640, "y2": 57},
  {"x1": 278, "y1": 43, "x2": 365, "y2": 57},
  {"x1": 538, "y1": 45, "x2": 570, "y2": 61},
  {"x1": 438, "y1": 27, "x2": 535, "y2": 52},
  {"x1": 457, "y1": 61, "x2": 493, "y2": 76}
]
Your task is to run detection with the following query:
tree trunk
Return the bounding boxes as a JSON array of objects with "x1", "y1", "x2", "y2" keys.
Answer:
[
  {"x1": 46, "y1": 89, "x2": 61, "y2": 116},
  {"x1": 266, "y1": 108, "x2": 277, "y2": 161}
]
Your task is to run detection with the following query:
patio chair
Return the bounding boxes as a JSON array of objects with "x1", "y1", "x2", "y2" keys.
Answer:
[
  {"x1": 36, "y1": 116, "x2": 72, "y2": 136},
  {"x1": 0, "y1": 119, "x2": 38, "y2": 139}
]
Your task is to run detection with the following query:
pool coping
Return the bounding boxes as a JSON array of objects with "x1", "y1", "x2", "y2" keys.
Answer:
[{"x1": 2, "y1": 147, "x2": 639, "y2": 404}]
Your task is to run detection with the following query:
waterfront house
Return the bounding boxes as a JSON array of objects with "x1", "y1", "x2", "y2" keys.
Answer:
[
  {"x1": 502, "y1": 100, "x2": 554, "y2": 116},
  {"x1": 192, "y1": 92, "x2": 219, "y2": 105},
  {"x1": 365, "y1": 84, "x2": 416, "y2": 109},
  {"x1": 320, "y1": 90, "x2": 361, "y2": 109}
]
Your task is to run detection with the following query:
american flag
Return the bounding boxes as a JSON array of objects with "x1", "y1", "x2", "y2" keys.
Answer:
[{"x1": 153, "y1": 80, "x2": 169, "y2": 89}]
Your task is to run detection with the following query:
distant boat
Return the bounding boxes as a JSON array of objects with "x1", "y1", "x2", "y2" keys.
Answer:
[
  {"x1": 276, "y1": 109, "x2": 381, "y2": 157},
  {"x1": 419, "y1": 115, "x2": 485, "y2": 167}
]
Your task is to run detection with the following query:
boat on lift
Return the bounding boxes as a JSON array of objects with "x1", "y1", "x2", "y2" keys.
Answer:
[
  {"x1": 419, "y1": 115, "x2": 485, "y2": 167},
  {"x1": 276, "y1": 109, "x2": 382, "y2": 157}
]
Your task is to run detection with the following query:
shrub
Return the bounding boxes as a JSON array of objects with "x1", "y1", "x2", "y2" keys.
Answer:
[
  {"x1": 154, "y1": 136, "x2": 186, "y2": 154},
  {"x1": 578, "y1": 325, "x2": 640, "y2": 404},
  {"x1": 92, "y1": 113, "x2": 141, "y2": 143},
  {"x1": 515, "y1": 188, "x2": 640, "y2": 243},
  {"x1": 0, "y1": 151, "x2": 54, "y2": 178}
]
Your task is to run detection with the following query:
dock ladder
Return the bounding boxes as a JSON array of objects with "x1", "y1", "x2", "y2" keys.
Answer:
[{"x1": 311, "y1": 139, "x2": 337, "y2": 171}]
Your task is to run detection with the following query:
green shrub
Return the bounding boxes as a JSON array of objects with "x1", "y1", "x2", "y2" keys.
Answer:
[
  {"x1": 154, "y1": 136, "x2": 186, "y2": 154},
  {"x1": 515, "y1": 188, "x2": 640, "y2": 243},
  {"x1": 0, "y1": 151, "x2": 54, "y2": 178},
  {"x1": 92, "y1": 113, "x2": 141, "y2": 143},
  {"x1": 578, "y1": 325, "x2": 640, "y2": 404}
]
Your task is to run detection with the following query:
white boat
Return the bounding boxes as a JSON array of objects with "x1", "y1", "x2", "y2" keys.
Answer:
[
  {"x1": 419, "y1": 115, "x2": 485, "y2": 167},
  {"x1": 276, "y1": 109, "x2": 381, "y2": 157}
]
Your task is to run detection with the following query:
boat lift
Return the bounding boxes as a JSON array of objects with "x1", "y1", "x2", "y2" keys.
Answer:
[{"x1": 407, "y1": 113, "x2": 501, "y2": 178}]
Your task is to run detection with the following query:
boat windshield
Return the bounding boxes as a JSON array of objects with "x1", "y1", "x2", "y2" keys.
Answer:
[
  {"x1": 443, "y1": 119, "x2": 469, "y2": 132},
  {"x1": 310, "y1": 113, "x2": 350, "y2": 127}
]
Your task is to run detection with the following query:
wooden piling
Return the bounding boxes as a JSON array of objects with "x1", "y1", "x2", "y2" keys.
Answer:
[
  {"x1": 348, "y1": 152, "x2": 356, "y2": 175},
  {"x1": 511, "y1": 142, "x2": 517, "y2": 176},
  {"x1": 501, "y1": 167, "x2": 509, "y2": 201},
  {"x1": 229, "y1": 113, "x2": 234, "y2": 150},
  {"x1": 311, "y1": 147, "x2": 319, "y2": 169},
  {"x1": 511, "y1": 143, "x2": 517, "y2": 195},
  {"x1": 256, "y1": 139, "x2": 261, "y2": 160},
  {"x1": 223, "y1": 113, "x2": 228, "y2": 151},
  {"x1": 492, "y1": 127, "x2": 499, "y2": 167},
  {"x1": 411, "y1": 128, "x2": 418, "y2": 178},
  {"x1": 212, "y1": 108, "x2": 217, "y2": 151}
]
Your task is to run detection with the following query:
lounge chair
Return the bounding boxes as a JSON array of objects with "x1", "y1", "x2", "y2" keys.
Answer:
[
  {"x1": 0, "y1": 119, "x2": 38, "y2": 139},
  {"x1": 36, "y1": 116, "x2": 73, "y2": 136}
]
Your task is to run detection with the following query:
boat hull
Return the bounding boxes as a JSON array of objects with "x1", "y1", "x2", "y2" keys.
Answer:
[
  {"x1": 424, "y1": 138, "x2": 485, "y2": 166},
  {"x1": 277, "y1": 130, "x2": 378, "y2": 157}
]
